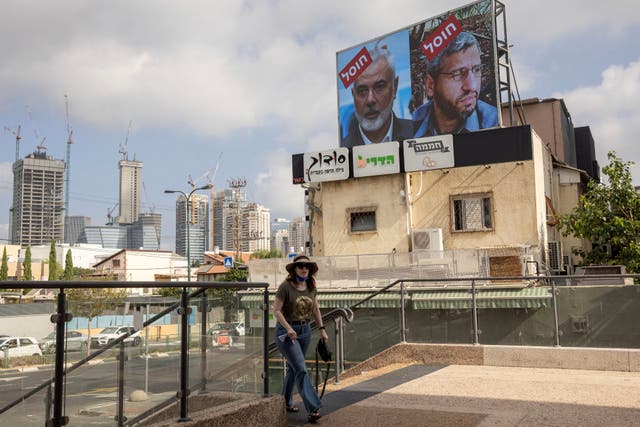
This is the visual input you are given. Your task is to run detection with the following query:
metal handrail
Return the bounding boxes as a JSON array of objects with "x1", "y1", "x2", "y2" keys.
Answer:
[{"x1": 0, "y1": 280, "x2": 269, "y2": 427}]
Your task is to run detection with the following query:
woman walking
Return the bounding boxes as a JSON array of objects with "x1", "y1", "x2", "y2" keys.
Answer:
[{"x1": 274, "y1": 255, "x2": 328, "y2": 423}]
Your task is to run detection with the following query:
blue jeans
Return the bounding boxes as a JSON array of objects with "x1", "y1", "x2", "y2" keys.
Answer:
[{"x1": 275, "y1": 323, "x2": 321, "y2": 415}]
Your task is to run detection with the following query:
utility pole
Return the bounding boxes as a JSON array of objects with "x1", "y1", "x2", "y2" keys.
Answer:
[{"x1": 228, "y1": 177, "x2": 246, "y2": 263}]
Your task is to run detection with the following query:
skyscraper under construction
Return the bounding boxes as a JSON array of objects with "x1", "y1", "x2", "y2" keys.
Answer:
[{"x1": 10, "y1": 152, "x2": 65, "y2": 246}]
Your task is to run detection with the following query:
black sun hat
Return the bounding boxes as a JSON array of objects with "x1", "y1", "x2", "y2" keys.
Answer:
[{"x1": 286, "y1": 255, "x2": 319, "y2": 276}]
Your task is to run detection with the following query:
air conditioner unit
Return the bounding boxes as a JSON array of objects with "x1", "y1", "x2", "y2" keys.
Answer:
[
  {"x1": 411, "y1": 228, "x2": 443, "y2": 252},
  {"x1": 548, "y1": 241, "x2": 563, "y2": 271}
]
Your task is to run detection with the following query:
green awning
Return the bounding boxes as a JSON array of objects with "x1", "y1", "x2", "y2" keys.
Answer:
[
  {"x1": 412, "y1": 287, "x2": 551, "y2": 310},
  {"x1": 240, "y1": 292, "x2": 404, "y2": 309}
]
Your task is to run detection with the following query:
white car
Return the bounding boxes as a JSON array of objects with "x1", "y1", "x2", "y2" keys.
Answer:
[
  {"x1": 39, "y1": 331, "x2": 88, "y2": 353},
  {"x1": 0, "y1": 336, "x2": 43, "y2": 357},
  {"x1": 90, "y1": 326, "x2": 141, "y2": 348}
]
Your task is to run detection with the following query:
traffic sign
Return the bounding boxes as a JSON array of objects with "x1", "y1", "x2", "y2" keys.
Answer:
[{"x1": 223, "y1": 256, "x2": 233, "y2": 268}]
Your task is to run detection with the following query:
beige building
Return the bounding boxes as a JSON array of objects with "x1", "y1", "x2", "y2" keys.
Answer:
[{"x1": 304, "y1": 98, "x2": 597, "y2": 276}]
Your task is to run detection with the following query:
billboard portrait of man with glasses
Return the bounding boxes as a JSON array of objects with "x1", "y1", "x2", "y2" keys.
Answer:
[{"x1": 412, "y1": 31, "x2": 499, "y2": 137}]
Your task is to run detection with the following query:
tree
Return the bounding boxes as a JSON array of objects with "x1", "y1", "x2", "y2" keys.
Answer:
[
  {"x1": 251, "y1": 249, "x2": 283, "y2": 259},
  {"x1": 558, "y1": 151, "x2": 640, "y2": 273},
  {"x1": 0, "y1": 247, "x2": 8, "y2": 280},
  {"x1": 67, "y1": 286, "x2": 127, "y2": 354},
  {"x1": 63, "y1": 249, "x2": 74, "y2": 280},
  {"x1": 48, "y1": 240, "x2": 58, "y2": 281},
  {"x1": 208, "y1": 265, "x2": 249, "y2": 322},
  {"x1": 22, "y1": 246, "x2": 33, "y2": 281}
]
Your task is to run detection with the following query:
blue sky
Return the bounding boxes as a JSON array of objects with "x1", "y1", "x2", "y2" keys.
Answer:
[{"x1": 1, "y1": 0, "x2": 639, "y2": 250}]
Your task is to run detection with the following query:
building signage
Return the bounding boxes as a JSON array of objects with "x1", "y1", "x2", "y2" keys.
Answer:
[
  {"x1": 403, "y1": 135, "x2": 454, "y2": 172},
  {"x1": 336, "y1": 0, "x2": 499, "y2": 148},
  {"x1": 223, "y1": 256, "x2": 233, "y2": 268},
  {"x1": 352, "y1": 141, "x2": 400, "y2": 178},
  {"x1": 303, "y1": 148, "x2": 350, "y2": 183}
]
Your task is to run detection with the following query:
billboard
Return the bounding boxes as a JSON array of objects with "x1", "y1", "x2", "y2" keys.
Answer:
[
  {"x1": 403, "y1": 135, "x2": 454, "y2": 172},
  {"x1": 352, "y1": 141, "x2": 400, "y2": 178},
  {"x1": 337, "y1": 0, "x2": 499, "y2": 148},
  {"x1": 303, "y1": 148, "x2": 350, "y2": 183}
]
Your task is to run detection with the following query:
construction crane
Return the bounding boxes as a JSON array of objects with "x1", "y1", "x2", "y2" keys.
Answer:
[
  {"x1": 118, "y1": 120, "x2": 132, "y2": 160},
  {"x1": 64, "y1": 94, "x2": 74, "y2": 241},
  {"x1": 3, "y1": 124, "x2": 21, "y2": 161},
  {"x1": 26, "y1": 105, "x2": 47, "y2": 153},
  {"x1": 142, "y1": 181, "x2": 156, "y2": 214},
  {"x1": 208, "y1": 153, "x2": 223, "y2": 251},
  {"x1": 106, "y1": 203, "x2": 119, "y2": 225}
]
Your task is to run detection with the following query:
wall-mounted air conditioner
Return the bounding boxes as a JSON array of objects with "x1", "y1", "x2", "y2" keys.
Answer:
[
  {"x1": 411, "y1": 228, "x2": 443, "y2": 252},
  {"x1": 548, "y1": 241, "x2": 563, "y2": 271}
]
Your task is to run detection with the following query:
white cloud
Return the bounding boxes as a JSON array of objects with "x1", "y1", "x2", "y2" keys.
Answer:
[
  {"x1": 507, "y1": 1, "x2": 640, "y2": 43},
  {"x1": 554, "y1": 60, "x2": 640, "y2": 182},
  {"x1": 253, "y1": 148, "x2": 305, "y2": 219}
]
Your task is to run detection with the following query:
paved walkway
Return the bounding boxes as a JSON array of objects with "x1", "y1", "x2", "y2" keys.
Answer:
[{"x1": 285, "y1": 363, "x2": 640, "y2": 426}]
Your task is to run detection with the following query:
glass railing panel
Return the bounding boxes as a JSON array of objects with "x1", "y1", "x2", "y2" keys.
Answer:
[
  {"x1": 0, "y1": 382, "x2": 49, "y2": 426},
  {"x1": 555, "y1": 284, "x2": 640, "y2": 348},
  {"x1": 199, "y1": 291, "x2": 265, "y2": 396},
  {"x1": 405, "y1": 307, "x2": 474, "y2": 344}
]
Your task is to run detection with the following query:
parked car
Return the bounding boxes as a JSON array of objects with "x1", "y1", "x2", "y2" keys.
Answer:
[
  {"x1": 90, "y1": 326, "x2": 141, "y2": 348},
  {"x1": 0, "y1": 336, "x2": 43, "y2": 357},
  {"x1": 207, "y1": 322, "x2": 245, "y2": 346},
  {"x1": 39, "y1": 331, "x2": 88, "y2": 353}
]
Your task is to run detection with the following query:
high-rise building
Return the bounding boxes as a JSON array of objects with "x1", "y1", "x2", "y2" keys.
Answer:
[
  {"x1": 118, "y1": 159, "x2": 142, "y2": 224},
  {"x1": 174, "y1": 194, "x2": 208, "y2": 263},
  {"x1": 212, "y1": 188, "x2": 246, "y2": 251},
  {"x1": 240, "y1": 203, "x2": 270, "y2": 252},
  {"x1": 10, "y1": 152, "x2": 65, "y2": 246},
  {"x1": 65, "y1": 216, "x2": 91, "y2": 245},
  {"x1": 76, "y1": 213, "x2": 162, "y2": 250},
  {"x1": 288, "y1": 217, "x2": 307, "y2": 255},
  {"x1": 129, "y1": 212, "x2": 162, "y2": 250},
  {"x1": 271, "y1": 218, "x2": 290, "y2": 255}
]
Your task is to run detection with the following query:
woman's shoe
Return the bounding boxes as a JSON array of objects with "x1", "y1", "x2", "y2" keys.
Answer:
[
  {"x1": 308, "y1": 411, "x2": 321, "y2": 423},
  {"x1": 286, "y1": 406, "x2": 299, "y2": 413}
]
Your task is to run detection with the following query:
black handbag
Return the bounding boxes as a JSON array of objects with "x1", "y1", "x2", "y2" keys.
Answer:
[{"x1": 315, "y1": 338, "x2": 332, "y2": 398}]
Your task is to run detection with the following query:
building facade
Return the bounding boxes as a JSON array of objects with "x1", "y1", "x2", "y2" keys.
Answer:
[
  {"x1": 240, "y1": 203, "x2": 270, "y2": 252},
  {"x1": 64, "y1": 216, "x2": 91, "y2": 245},
  {"x1": 288, "y1": 217, "x2": 307, "y2": 255},
  {"x1": 212, "y1": 188, "x2": 246, "y2": 251},
  {"x1": 174, "y1": 193, "x2": 208, "y2": 263},
  {"x1": 10, "y1": 152, "x2": 65, "y2": 246},
  {"x1": 118, "y1": 159, "x2": 142, "y2": 224}
]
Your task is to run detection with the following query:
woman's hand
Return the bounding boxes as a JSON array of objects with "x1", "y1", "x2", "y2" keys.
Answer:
[
  {"x1": 287, "y1": 328, "x2": 298, "y2": 341},
  {"x1": 320, "y1": 328, "x2": 329, "y2": 342}
]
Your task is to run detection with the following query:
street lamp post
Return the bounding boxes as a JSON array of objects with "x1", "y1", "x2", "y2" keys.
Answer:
[{"x1": 164, "y1": 183, "x2": 211, "y2": 422}]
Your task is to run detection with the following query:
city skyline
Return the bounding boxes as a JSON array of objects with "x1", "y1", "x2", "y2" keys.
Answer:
[{"x1": 1, "y1": 1, "x2": 639, "y2": 251}]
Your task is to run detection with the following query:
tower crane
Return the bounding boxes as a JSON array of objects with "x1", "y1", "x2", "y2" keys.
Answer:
[
  {"x1": 118, "y1": 120, "x2": 132, "y2": 160},
  {"x1": 142, "y1": 181, "x2": 156, "y2": 214},
  {"x1": 208, "y1": 152, "x2": 223, "y2": 251},
  {"x1": 64, "y1": 94, "x2": 74, "y2": 241},
  {"x1": 106, "y1": 203, "x2": 119, "y2": 225},
  {"x1": 3, "y1": 124, "x2": 21, "y2": 161},
  {"x1": 26, "y1": 105, "x2": 47, "y2": 153}
]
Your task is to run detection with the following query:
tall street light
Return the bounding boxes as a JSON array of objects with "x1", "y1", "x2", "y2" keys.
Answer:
[
  {"x1": 164, "y1": 184, "x2": 212, "y2": 283},
  {"x1": 163, "y1": 183, "x2": 211, "y2": 421}
]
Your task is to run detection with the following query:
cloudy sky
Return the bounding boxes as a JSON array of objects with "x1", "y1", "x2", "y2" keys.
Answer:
[{"x1": 1, "y1": 0, "x2": 639, "y2": 250}]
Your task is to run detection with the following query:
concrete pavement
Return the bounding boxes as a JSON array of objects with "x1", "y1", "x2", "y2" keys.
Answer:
[{"x1": 283, "y1": 343, "x2": 640, "y2": 426}]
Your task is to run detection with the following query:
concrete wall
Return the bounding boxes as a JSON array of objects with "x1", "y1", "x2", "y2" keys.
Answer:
[{"x1": 315, "y1": 174, "x2": 409, "y2": 256}]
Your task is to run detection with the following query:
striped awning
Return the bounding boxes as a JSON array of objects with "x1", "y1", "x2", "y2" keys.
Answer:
[
  {"x1": 411, "y1": 287, "x2": 551, "y2": 310},
  {"x1": 240, "y1": 292, "x2": 404, "y2": 309}
]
